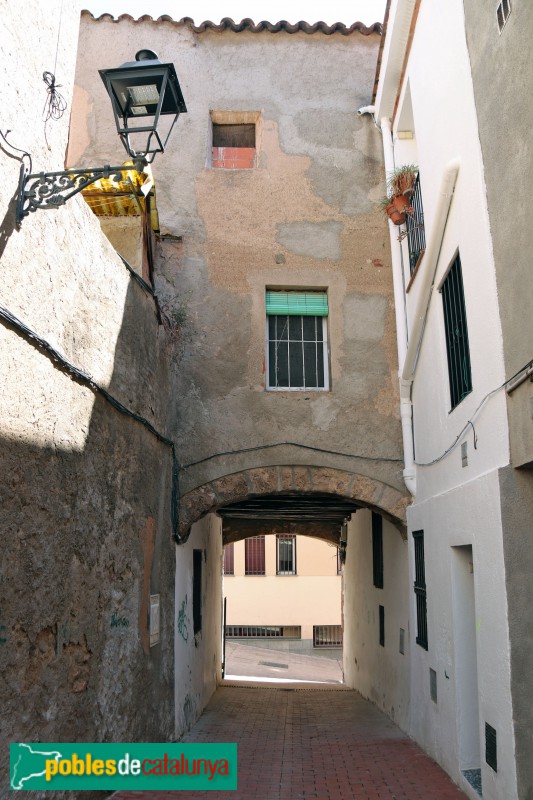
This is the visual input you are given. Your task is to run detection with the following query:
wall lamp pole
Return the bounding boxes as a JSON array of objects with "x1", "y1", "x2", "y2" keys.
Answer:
[{"x1": 15, "y1": 49, "x2": 186, "y2": 227}]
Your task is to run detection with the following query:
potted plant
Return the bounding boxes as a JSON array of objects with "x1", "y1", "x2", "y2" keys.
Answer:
[
  {"x1": 387, "y1": 163, "x2": 419, "y2": 199},
  {"x1": 379, "y1": 194, "x2": 409, "y2": 225}
]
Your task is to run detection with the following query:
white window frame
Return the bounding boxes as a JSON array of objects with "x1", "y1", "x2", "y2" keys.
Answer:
[
  {"x1": 276, "y1": 534, "x2": 297, "y2": 576},
  {"x1": 265, "y1": 315, "x2": 330, "y2": 392}
]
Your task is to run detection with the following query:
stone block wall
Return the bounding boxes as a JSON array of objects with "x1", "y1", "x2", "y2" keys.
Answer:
[{"x1": 0, "y1": 3, "x2": 176, "y2": 795}]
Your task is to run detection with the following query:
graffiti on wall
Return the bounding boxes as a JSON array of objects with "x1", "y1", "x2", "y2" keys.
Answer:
[{"x1": 178, "y1": 595, "x2": 188, "y2": 642}]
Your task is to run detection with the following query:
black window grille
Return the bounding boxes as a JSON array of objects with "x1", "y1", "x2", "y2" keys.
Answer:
[
  {"x1": 406, "y1": 173, "x2": 426, "y2": 274},
  {"x1": 276, "y1": 534, "x2": 296, "y2": 575},
  {"x1": 372, "y1": 512, "x2": 384, "y2": 588},
  {"x1": 442, "y1": 254, "x2": 472, "y2": 409},
  {"x1": 223, "y1": 543, "x2": 234, "y2": 575},
  {"x1": 379, "y1": 605, "x2": 385, "y2": 647},
  {"x1": 413, "y1": 530, "x2": 428, "y2": 650},
  {"x1": 244, "y1": 536, "x2": 265, "y2": 575},
  {"x1": 226, "y1": 625, "x2": 301, "y2": 639},
  {"x1": 485, "y1": 723, "x2": 497, "y2": 772},
  {"x1": 268, "y1": 315, "x2": 327, "y2": 389},
  {"x1": 313, "y1": 625, "x2": 343, "y2": 647},
  {"x1": 193, "y1": 549, "x2": 203, "y2": 635}
]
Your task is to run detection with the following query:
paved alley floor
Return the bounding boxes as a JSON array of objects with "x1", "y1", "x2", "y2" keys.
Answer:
[{"x1": 112, "y1": 684, "x2": 467, "y2": 800}]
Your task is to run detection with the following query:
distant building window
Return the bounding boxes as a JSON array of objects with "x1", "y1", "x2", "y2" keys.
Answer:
[
  {"x1": 379, "y1": 605, "x2": 385, "y2": 647},
  {"x1": 223, "y1": 543, "x2": 234, "y2": 575},
  {"x1": 245, "y1": 536, "x2": 265, "y2": 575},
  {"x1": 413, "y1": 530, "x2": 428, "y2": 650},
  {"x1": 226, "y1": 625, "x2": 301, "y2": 639},
  {"x1": 276, "y1": 535, "x2": 296, "y2": 575},
  {"x1": 441, "y1": 253, "x2": 472, "y2": 410},
  {"x1": 337, "y1": 547, "x2": 342, "y2": 574},
  {"x1": 313, "y1": 625, "x2": 343, "y2": 648},
  {"x1": 266, "y1": 291, "x2": 329, "y2": 391},
  {"x1": 212, "y1": 122, "x2": 255, "y2": 169},
  {"x1": 372, "y1": 512, "x2": 384, "y2": 588}
]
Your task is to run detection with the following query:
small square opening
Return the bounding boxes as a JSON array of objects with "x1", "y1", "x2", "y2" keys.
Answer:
[{"x1": 212, "y1": 121, "x2": 256, "y2": 169}]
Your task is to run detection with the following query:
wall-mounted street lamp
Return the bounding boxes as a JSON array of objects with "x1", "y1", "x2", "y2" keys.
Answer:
[{"x1": 15, "y1": 50, "x2": 186, "y2": 226}]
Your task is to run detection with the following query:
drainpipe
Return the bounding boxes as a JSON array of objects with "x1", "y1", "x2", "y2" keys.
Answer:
[
  {"x1": 379, "y1": 117, "x2": 416, "y2": 496},
  {"x1": 360, "y1": 107, "x2": 459, "y2": 496}
]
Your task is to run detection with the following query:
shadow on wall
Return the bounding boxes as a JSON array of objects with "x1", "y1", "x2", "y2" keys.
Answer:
[{"x1": 0, "y1": 280, "x2": 176, "y2": 793}]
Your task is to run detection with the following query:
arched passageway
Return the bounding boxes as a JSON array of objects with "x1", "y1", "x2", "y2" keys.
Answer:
[
  {"x1": 174, "y1": 464, "x2": 412, "y2": 739},
  {"x1": 178, "y1": 464, "x2": 409, "y2": 542}
]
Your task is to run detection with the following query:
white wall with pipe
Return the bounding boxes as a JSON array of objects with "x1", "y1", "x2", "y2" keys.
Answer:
[{"x1": 368, "y1": 0, "x2": 517, "y2": 797}]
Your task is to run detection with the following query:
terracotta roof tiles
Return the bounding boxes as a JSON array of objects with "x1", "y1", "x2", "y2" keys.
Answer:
[{"x1": 81, "y1": 11, "x2": 382, "y2": 35}]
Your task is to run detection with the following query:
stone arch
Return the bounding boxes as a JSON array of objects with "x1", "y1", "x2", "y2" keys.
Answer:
[{"x1": 178, "y1": 465, "x2": 409, "y2": 541}]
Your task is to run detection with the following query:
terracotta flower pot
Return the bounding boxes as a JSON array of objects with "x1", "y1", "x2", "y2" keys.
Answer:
[
  {"x1": 386, "y1": 201, "x2": 405, "y2": 225},
  {"x1": 386, "y1": 194, "x2": 414, "y2": 225}
]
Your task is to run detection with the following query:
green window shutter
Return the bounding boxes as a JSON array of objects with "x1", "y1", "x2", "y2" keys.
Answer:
[{"x1": 266, "y1": 291, "x2": 328, "y2": 316}]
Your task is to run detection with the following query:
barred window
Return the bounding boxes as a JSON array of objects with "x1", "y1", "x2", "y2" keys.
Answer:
[
  {"x1": 223, "y1": 543, "x2": 234, "y2": 575},
  {"x1": 244, "y1": 536, "x2": 265, "y2": 575},
  {"x1": 276, "y1": 535, "x2": 296, "y2": 575},
  {"x1": 441, "y1": 254, "x2": 472, "y2": 410},
  {"x1": 313, "y1": 625, "x2": 343, "y2": 647},
  {"x1": 413, "y1": 530, "x2": 428, "y2": 650},
  {"x1": 266, "y1": 292, "x2": 329, "y2": 391}
]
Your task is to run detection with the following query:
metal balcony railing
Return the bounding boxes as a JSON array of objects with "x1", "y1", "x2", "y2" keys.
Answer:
[{"x1": 405, "y1": 173, "x2": 426, "y2": 274}]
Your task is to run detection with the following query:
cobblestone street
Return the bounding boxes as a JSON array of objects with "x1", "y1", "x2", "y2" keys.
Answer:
[{"x1": 112, "y1": 684, "x2": 468, "y2": 800}]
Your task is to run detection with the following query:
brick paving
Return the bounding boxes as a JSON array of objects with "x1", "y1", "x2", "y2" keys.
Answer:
[{"x1": 112, "y1": 685, "x2": 467, "y2": 800}]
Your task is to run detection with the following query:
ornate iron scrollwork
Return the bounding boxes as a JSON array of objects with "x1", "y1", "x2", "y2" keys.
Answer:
[{"x1": 16, "y1": 164, "x2": 140, "y2": 225}]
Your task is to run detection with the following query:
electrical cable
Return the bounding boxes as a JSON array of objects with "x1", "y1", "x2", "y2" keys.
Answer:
[
  {"x1": 181, "y1": 441, "x2": 404, "y2": 470},
  {"x1": 42, "y1": 0, "x2": 66, "y2": 149},
  {"x1": 0, "y1": 129, "x2": 32, "y2": 170},
  {"x1": 415, "y1": 357, "x2": 533, "y2": 466},
  {"x1": 0, "y1": 303, "x2": 183, "y2": 543}
]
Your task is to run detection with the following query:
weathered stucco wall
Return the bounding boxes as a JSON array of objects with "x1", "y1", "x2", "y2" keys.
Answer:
[
  {"x1": 497, "y1": 466, "x2": 533, "y2": 800},
  {"x1": 463, "y1": 1, "x2": 533, "y2": 475},
  {"x1": 0, "y1": 3, "x2": 176, "y2": 795},
  {"x1": 174, "y1": 513, "x2": 222, "y2": 738},
  {"x1": 72, "y1": 15, "x2": 406, "y2": 520},
  {"x1": 461, "y1": 8, "x2": 533, "y2": 796}
]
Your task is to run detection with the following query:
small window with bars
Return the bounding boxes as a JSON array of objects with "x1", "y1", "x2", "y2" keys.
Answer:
[
  {"x1": 441, "y1": 253, "x2": 472, "y2": 410},
  {"x1": 244, "y1": 536, "x2": 265, "y2": 575},
  {"x1": 413, "y1": 530, "x2": 428, "y2": 650},
  {"x1": 266, "y1": 291, "x2": 329, "y2": 391},
  {"x1": 226, "y1": 625, "x2": 301, "y2": 639},
  {"x1": 223, "y1": 543, "x2": 234, "y2": 575},
  {"x1": 405, "y1": 172, "x2": 426, "y2": 274},
  {"x1": 276, "y1": 534, "x2": 296, "y2": 575},
  {"x1": 372, "y1": 512, "x2": 384, "y2": 588},
  {"x1": 313, "y1": 625, "x2": 343, "y2": 648}
]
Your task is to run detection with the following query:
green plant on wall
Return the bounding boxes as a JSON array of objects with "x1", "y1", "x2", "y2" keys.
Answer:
[{"x1": 386, "y1": 164, "x2": 418, "y2": 198}]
